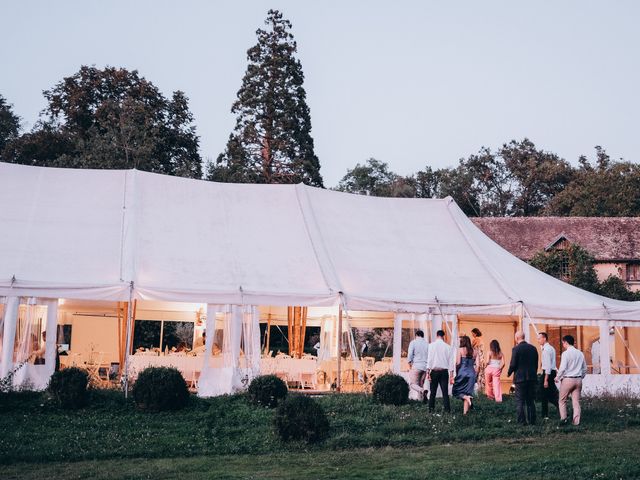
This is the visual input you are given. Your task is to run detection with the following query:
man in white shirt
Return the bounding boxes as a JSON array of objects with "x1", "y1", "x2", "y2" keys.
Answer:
[
  {"x1": 407, "y1": 330, "x2": 429, "y2": 402},
  {"x1": 537, "y1": 332, "x2": 559, "y2": 418},
  {"x1": 426, "y1": 330, "x2": 453, "y2": 413},
  {"x1": 557, "y1": 334, "x2": 588, "y2": 425}
]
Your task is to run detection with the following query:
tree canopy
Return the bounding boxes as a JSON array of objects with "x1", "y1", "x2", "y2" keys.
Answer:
[
  {"x1": 544, "y1": 147, "x2": 640, "y2": 216},
  {"x1": 337, "y1": 140, "x2": 639, "y2": 217},
  {"x1": 2, "y1": 66, "x2": 202, "y2": 178},
  {"x1": 208, "y1": 10, "x2": 323, "y2": 187},
  {"x1": 0, "y1": 94, "x2": 21, "y2": 157}
]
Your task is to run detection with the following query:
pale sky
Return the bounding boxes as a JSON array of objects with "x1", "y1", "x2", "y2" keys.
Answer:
[{"x1": 2, "y1": 1, "x2": 639, "y2": 186}]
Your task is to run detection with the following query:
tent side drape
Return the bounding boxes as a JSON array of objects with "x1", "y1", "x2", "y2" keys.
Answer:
[{"x1": 0, "y1": 297, "x2": 19, "y2": 379}]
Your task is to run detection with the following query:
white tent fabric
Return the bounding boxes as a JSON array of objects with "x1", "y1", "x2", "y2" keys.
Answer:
[{"x1": 1, "y1": 162, "x2": 640, "y2": 324}]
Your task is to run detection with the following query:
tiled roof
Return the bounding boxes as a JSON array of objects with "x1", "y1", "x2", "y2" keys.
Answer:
[{"x1": 471, "y1": 217, "x2": 640, "y2": 261}]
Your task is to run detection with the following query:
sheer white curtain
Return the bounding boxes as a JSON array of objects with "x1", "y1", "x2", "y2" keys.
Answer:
[
  {"x1": 198, "y1": 304, "x2": 260, "y2": 397},
  {"x1": 318, "y1": 315, "x2": 335, "y2": 361},
  {"x1": 448, "y1": 314, "x2": 458, "y2": 374},
  {"x1": 241, "y1": 306, "x2": 261, "y2": 381},
  {"x1": 0, "y1": 297, "x2": 19, "y2": 380},
  {"x1": 14, "y1": 299, "x2": 41, "y2": 365},
  {"x1": 392, "y1": 313, "x2": 403, "y2": 373},
  {"x1": 12, "y1": 298, "x2": 57, "y2": 390},
  {"x1": 0, "y1": 297, "x2": 5, "y2": 372}
]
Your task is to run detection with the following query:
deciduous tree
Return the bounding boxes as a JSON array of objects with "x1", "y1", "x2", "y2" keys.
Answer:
[
  {"x1": 3, "y1": 67, "x2": 202, "y2": 178},
  {"x1": 0, "y1": 94, "x2": 21, "y2": 157},
  {"x1": 544, "y1": 147, "x2": 640, "y2": 216}
]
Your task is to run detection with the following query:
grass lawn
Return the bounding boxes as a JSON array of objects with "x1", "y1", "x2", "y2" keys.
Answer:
[{"x1": 1, "y1": 390, "x2": 639, "y2": 479}]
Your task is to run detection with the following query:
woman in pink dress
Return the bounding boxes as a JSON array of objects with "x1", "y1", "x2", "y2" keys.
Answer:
[{"x1": 484, "y1": 339, "x2": 504, "y2": 402}]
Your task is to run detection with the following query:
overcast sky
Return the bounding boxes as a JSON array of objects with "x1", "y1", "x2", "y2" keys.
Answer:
[{"x1": 2, "y1": 1, "x2": 639, "y2": 186}]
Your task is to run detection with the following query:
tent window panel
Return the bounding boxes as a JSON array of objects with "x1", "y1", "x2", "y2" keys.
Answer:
[
  {"x1": 162, "y1": 321, "x2": 194, "y2": 351},
  {"x1": 260, "y1": 325, "x2": 319, "y2": 357},
  {"x1": 613, "y1": 326, "x2": 640, "y2": 375},
  {"x1": 268, "y1": 326, "x2": 289, "y2": 356},
  {"x1": 304, "y1": 327, "x2": 320, "y2": 355},
  {"x1": 57, "y1": 324, "x2": 72, "y2": 352},
  {"x1": 133, "y1": 320, "x2": 161, "y2": 351},
  {"x1": 353, "y1": 327, "x2": 393, "y2": 361},
  {"x1": 579, "y1": 326, "x2": 600, "y2": 374},
  {"x1": 546, "y1": 326, "x2": 577, "y2": 368}
]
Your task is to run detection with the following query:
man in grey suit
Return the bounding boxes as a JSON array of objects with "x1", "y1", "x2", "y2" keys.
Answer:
[{"x1": 507, "y1": 331, "x2": 539, "y2": 425}]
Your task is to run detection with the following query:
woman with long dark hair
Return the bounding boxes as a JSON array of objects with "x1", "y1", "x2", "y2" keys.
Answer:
[
  {"x1": 452, "y1": 335, "x2": 477, "y2": 414},
  {"x1": 485, "y1": 339, "x2": 504, "y2": 402},
  {"x1": 471, "y1": 328, "x2": 485, "y2": 393}
]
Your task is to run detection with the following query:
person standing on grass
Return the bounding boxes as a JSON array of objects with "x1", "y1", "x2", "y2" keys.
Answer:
[
  {"x1": 426, "y1": 330, "x2": 453, "y2": 413},
  {"x1": 557, "y1": 334, "x2": 587, "y2": 425},
  {"x1": 471, "y1": 328, "x2": 486, "y2": 394},
  {"x1": 407, "y1": 330, "x2": 429, "y2": 402},
  {"x1": 507, "y1": 330, "x2": 539, "y2": 425},
  {"x1": 452, "y1": 335, "x2": 477, "y2": 415},
  {"x1": 484, "y1": 339, "x2": 504, "y2": 402},
  {"x1": 538, "y1": 332, "x2": 559, "y2": 419}
]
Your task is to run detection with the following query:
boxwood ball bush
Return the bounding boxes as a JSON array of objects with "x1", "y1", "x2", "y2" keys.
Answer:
[
  {"x1": 48, "y1": 367, "x2": 89, "y2": 409},
  {"x1": 248, "y1": 375, "x2": 288, "y2": 408},
  {"x1": 373, "y1": 373, "x2": 409, "y2": 405},
  {"x1": 131, "y1": 366, "x2": 189, "y2": 411},
  {"x1": 274, "y1": 395, "x2": 330, "y2": 443}
]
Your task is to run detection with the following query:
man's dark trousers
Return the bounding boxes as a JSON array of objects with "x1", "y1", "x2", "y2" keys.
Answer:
[
  {"x1": 539, "y1": 370, "x2": 559, "y2": 417},
  {"x1": 428, "y1": 369, "x2": 451, "y2": 413},
  {"x1": 515, "y1": 380, "x2": 537, "y2": 425}
]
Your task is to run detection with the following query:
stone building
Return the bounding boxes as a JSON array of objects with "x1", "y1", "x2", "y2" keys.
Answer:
[{"x1": 472, "y1": 217, "x2": 640, "y2": 292}]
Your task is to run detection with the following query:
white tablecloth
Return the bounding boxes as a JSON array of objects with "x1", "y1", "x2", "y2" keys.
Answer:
[{"x1": 128, "y1": 354, "x2": 204, "y2": 380}]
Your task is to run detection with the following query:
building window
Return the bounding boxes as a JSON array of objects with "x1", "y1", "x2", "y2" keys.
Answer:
[
  {"x1": 627, "y1": 264, "x2": 640, "y2": 282},
  {"x1": 560, "y1": 251, "x2": 570, "y2": 280}
]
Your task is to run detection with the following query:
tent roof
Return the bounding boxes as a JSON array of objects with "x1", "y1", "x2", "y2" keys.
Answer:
[{"x1": 1, "y1": 162, "x2": 639, "y2": 322}]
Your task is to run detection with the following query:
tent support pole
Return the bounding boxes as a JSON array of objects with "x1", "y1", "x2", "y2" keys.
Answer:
[
  {"x1": 337, "y1": 304, "x2": 343, "y2": 392},
  {"x1": 264, "y1": 313, "x2": 272, "y2": 355},
  {"x1": 123, "y1": 282, "x2": 134, "y2": 398}
]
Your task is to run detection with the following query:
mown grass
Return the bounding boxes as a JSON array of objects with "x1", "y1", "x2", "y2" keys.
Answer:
[
  {"x1": 2, "y1": 430, "x2": 640, "y2": 479},
  {"x1": 1, "y1": 389, "x2": 639, "y2": 466}
]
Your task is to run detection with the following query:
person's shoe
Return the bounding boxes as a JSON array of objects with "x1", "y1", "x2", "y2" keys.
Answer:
[
  {"x1": 422, "y1": 392, "x2": 429, "y2": 404},
  {"x1": 559, "y1": 418, "x2": 569, "y2": 426}
]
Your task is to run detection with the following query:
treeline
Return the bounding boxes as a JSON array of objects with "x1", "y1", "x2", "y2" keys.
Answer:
[
  {"x1": 1, "y1": 9, "x2": 639, "y2": 218},
  {"x1": 335, "y1": 143, "x2": 640, "y2": 217}
]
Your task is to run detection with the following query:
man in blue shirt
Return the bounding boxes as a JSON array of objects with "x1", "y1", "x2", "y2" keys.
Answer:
[{"x1": 408, "y1": 330, "x2": 429, "y2": 402}]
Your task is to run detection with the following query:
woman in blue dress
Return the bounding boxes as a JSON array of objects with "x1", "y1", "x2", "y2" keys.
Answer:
[{"x1": 453, "y1": 335, "x2": 478, "y2": 415}]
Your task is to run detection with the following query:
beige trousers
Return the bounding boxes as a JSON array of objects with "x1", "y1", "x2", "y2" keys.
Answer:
[
  {"x1": 409, "y1": 368, "x2": 427, "y2": 395},
  {"x1": 559, "y1": 378, "x2": 582, "y2": 425}
]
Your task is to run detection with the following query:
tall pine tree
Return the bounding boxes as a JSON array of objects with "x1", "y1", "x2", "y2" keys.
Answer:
[{"x1": 209, "y1": 10, "x2": 323, "y2": 187}]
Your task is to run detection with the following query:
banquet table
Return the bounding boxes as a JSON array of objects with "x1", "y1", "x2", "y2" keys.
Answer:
[{"x1": 127, "y1": 354, "x2": 204, "y2": 381}]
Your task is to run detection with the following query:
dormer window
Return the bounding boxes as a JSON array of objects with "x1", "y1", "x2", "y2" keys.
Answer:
[{"x1": 627, "y1": 264, "x2": 640, "y2": 282}]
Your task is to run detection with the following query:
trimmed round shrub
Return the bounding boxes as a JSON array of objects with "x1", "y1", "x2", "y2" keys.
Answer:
[
  {"x1": 131, "y1": 366, "x2": 189, "y2": 412},
  {"x1": 248, "y1": 375, "x2": 288, "y2": 408},
  {"x1": 48, "y1": 367, "x2": 89, "y2": 409},
  {"x1": 274, "y1": 395, "x2": 330, "y2": 443},
  {"x1": 372, "y1": 373, "x2": 409, "y2": 405}
]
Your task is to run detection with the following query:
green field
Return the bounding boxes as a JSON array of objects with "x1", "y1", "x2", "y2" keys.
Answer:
[{"x1": 1, "y1": 390, "x2": 639, "y2": 479}]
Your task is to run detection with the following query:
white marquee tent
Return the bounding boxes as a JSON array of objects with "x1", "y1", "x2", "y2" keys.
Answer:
[{"x1": 1, "y1": 162, "x2": 639, "y2": 394}]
